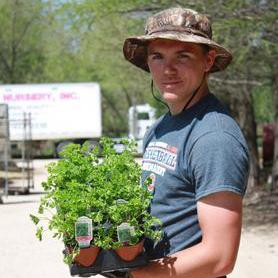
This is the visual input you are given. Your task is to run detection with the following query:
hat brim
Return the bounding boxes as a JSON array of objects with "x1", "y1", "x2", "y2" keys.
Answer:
[{"x1": 123, "y1": 32, "x2": 232, "y2": 73}]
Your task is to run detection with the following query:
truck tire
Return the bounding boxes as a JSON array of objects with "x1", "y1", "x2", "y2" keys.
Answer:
[
  {"x1": 56, "y1": 141, "x2": 74, "y2": 158},
  {"x1": 84, "y1": 139, "x2": 98, "y2": 152}
]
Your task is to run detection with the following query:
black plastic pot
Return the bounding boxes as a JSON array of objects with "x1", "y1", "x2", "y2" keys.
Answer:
[{"x1": 66, "y1": 248, "x2": 148, "y2": 276}]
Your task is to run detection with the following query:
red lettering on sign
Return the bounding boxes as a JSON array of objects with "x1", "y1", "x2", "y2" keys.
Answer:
[
  {"x1": 60, "y1": 92, "x2": 77, "y2": 100},
  {"x1": 3, "y1": 94, "x2": 12, "y2": 101},
  {"x1": 2, "y1": 93, "x2": 52, "y2": 102}
]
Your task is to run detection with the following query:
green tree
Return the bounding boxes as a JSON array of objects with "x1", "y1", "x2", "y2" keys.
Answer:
[
  {"x1": 1, "y1": 0, "x2": 275, "y2": 186},
  {"x1": 64, "y1": 0, "x2": 277, "y2": 185},
  {"x1": 63, "y1": 0, "x2": 152, "y2": 135},
  {"x1": 0, "y1": 0, "x2": 47, "y2": 83}
]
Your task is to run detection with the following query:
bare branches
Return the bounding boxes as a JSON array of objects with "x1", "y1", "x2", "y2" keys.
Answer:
[{"x1": 210, "y1": 77, "x2": 263, "y2": 86}]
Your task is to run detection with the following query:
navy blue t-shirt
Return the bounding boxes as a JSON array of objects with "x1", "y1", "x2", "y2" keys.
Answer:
[{"x1": 142, "y1": 93, "x2": 250, "y2": 259}]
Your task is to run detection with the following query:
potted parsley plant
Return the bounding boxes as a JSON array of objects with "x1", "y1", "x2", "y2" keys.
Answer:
[
  {"x1": 30, "y1": 138, "x2": 161, "y2": 266},
  {"x1": 92, "y1": 138, "x2": 161, "y2": 261}
]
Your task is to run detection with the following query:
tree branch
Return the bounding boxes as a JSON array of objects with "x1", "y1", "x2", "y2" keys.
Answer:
[
  {"x1": 14, "y1": 18, "x2": 36, "y2": 51},
  {"x1": 210, "y1": 77, "x2": 263, "y2": 86},
  {"x1": 101, "y1": 90, "x2": 125, "y2": 123},
  {"x1": 0, "y1": 50, "x2": 11, "y2": 74}
]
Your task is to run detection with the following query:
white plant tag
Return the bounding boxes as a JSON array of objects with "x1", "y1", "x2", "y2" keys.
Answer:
[
  {"x1": 117, "y1": 222, "x2": 135, "y2": 243},
  {"x1": 116, "y1": 199, "x2": 128, "y2": 205},
  {"x1": 75, "y1": 216, "x2": 93, "y2": 248}
]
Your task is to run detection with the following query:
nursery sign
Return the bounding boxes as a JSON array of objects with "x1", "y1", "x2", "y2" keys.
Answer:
[{"x1": 0, "y1": 83, "x2": 102, "y2": 140}]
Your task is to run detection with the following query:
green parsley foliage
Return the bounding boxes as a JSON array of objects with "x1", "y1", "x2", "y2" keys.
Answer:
[{"x1": 30, "y1": 137, "x2": 161, "y2": 264}]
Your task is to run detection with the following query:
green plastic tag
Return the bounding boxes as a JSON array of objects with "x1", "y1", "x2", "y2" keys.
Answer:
[
  {"x1": 117, "y1": 222, "x2": 135, "y2": 243},
  {"x1": 75, "y1": 216, "x2": 93, "y2": 248}
]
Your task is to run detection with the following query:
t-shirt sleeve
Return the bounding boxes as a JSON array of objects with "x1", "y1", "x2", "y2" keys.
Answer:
[{"x1": 188, "y1": 131, "x2": 250, "y2": 200}]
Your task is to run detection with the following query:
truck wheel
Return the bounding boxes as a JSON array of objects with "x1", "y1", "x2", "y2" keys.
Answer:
[
  {"x1": 83, "y1": 139, "x2": 102, "y2": 155},
  {"x1": 84, "y1": 140, "x2": 98, "y2": 152},
  {"x1": 56, "y1": 141, "x2": 74, "y2": 158}
]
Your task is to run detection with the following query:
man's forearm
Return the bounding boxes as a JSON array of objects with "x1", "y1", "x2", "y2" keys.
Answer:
[{"x1": 130, "y1": 241, "x2": 233, "y2": 278}]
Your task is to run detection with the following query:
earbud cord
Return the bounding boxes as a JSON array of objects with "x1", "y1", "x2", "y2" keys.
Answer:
[
  {"x1": 182, "y1": 72, "x2": 206, "y2": 111},
  {"x1": 151, "y1": 80, "x2": 170, "y2": 111}
]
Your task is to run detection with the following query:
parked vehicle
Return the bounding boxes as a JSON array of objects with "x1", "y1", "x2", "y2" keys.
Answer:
[
  {"x1": 263, "y1": 123, "x2": 275, "y2": 167},
  {"x1": 128, "y1": 104, "x2": 156, "y2": 154},
  {"x1": 0, "y1": 83, "x2": 102, "y2": 157}
]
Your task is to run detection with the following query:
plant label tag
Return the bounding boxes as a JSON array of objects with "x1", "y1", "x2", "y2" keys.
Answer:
[
  {"x1": 75, "y1": 216, "x2": 93, "y2": 248},
  {"x1": 116, "y1": 199, "x2": 128, "y2": 205},
  {"x1": 117, "y1": 222, "x2": 135, "y2": 243}
]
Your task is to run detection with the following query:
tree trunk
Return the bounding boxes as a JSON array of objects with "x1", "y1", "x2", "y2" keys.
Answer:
[
  {"x1": 228, "y1": 86, "x2": 260, "y2": 188},
  {"x1": 242, "y1": 87, "x2": 260, "y2": 188}
]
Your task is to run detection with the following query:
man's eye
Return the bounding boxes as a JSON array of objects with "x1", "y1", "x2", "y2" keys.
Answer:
[
  {"x1": 150, "y1": 54, "x2": 162, "y2": 60},
  {"x1": 178, "y1": 54, "x2": 189, "y2": 59}
]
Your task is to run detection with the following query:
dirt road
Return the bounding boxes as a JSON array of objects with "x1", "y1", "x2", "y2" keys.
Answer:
[
  {"x1": 0, "y1": 159, "x2": 277, "y2": 278},
  {"x1": 231, "y1": 226, "x2": 277, "y2": 277}
]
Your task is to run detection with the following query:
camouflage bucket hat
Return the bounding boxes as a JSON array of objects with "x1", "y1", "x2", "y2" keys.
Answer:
[{"x1": 123, "y1": 7, "x2": 232, "y2": 73}]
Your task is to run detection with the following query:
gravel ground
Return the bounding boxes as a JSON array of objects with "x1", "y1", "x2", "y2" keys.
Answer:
[{"x1": 0, "y1": 159, "x2": 277, "y2": 278}]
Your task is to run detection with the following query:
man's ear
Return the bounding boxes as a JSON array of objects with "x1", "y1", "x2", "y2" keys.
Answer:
[{"x1": 205, "y1": 50, "x2": 217, "y2": 72}]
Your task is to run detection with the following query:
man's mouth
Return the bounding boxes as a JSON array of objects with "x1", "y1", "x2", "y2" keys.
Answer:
[
  {"x1": 162, "y1": 81, "x2": 182, "y2": 85},
  {"x1": 162, "y1": 81, "x2": 183, "y2": 87}
]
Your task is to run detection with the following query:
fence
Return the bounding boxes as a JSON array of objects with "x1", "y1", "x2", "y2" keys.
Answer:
[
  {"x1": 0, "y1": 104, "x2": 34, "y2": 198},
  {"x1": 0, "y1": 104, "x2": 9, "y2": 197}
]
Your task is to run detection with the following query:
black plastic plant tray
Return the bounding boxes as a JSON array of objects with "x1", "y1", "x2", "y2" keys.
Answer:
[{"x1": 69, "y1": 249, "x2": 148, "y2": 277}]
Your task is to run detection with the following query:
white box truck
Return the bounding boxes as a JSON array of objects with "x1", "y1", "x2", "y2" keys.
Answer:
[
  {"x1": 0, "y1": 82, "x2": 102, "y2": 156},
  {"x1": 128, "y1": 104, "x2": 156, "y2": 154}
]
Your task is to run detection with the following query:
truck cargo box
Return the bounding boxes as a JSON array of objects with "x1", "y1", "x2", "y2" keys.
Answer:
[{"x1": 0, "y1": 83, "x2": 102, "y2": 141}]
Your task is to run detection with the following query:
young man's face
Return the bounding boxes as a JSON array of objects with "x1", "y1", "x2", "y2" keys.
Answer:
[{"x1": 147, "y1": 39, "x2": 215, "y2": 113}]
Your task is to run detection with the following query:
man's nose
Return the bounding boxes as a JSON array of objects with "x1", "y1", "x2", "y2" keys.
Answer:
[{"x1": 163, "y1": 60, "x2": 176, "y2": 75}]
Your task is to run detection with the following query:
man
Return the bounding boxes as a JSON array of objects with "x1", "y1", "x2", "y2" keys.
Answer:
[{"x1": 123, "y1": 7, "x2": 249, "y2": 278}]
